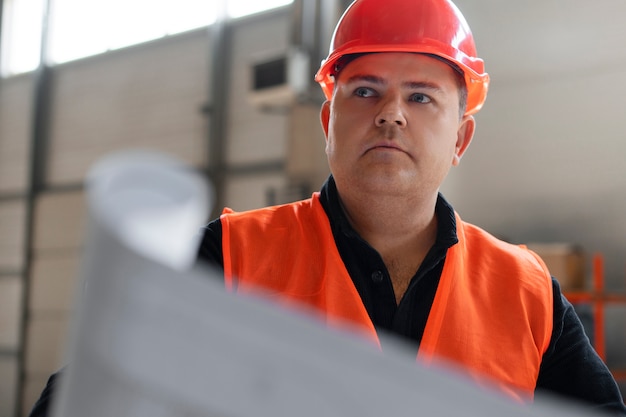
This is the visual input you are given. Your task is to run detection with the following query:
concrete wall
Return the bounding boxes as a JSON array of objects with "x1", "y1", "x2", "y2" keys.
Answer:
[{"x1": 446, "y1": 0, "x2": 626, "y2": 287}]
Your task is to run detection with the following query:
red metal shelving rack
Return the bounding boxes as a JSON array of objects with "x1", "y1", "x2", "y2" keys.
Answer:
[{"x1": 563, "y1": 254, "x2": 626, "y2": 384}]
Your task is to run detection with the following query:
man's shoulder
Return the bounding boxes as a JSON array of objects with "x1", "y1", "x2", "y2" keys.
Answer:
[
  {"x1": 457, "y1": 217, "x2": 552, "y2": 282},
  {"x1": 221, "y1": 194, "x2": 321, "y2": 225},
  {"x1": 456, "y1": 218, "x2": 513, "y2": 248}
]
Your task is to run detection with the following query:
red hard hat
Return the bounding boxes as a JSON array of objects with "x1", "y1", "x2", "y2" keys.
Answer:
[{"x1": 314, "y1": 0, "x2": 490, "y2": 115}]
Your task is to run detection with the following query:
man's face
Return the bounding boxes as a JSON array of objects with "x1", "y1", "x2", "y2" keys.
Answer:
[{"x1": 320, "y1": 52, "x2": 475, "y2": 201}]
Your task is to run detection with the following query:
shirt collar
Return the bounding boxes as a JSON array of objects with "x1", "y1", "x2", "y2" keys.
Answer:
[{"x1": 319, "y1": 175, "x2": 458, "y2": 250}]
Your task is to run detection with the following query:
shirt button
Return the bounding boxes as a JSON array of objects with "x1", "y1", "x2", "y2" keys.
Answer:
[{"x1": 371, "y1": 270, "x2": 384, "y2": 283}]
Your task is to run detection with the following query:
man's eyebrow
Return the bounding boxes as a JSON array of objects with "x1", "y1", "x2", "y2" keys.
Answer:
[
  {"x1": 344, "y1": 74, "x2": 442, "y2": 92},
  {"x1": 403, "y1": 81, "x2": 442, "y2": 91},
  {"x1": 344, "y1": 74, "x2": 385, "y2": 85}
]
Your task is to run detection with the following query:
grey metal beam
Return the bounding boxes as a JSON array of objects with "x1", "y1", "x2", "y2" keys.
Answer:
[
  {"x1": 0, "y1": 269, "x2": 23, "y2": 277},
  {"x1": 0, "y1": 192, "x2": 28, "y2": 202},
  {"x1": 205, "y1": 0, "x2": 232, "y2": 220},
  {"x1": 225, "y1": 159, "x2": 286, "y2": 177},
  {"x1": 16, "y1": 0, "x2": 53, "y2": 414}
]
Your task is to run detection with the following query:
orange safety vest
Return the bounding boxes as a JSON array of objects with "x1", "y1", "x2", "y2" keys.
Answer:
[{"x1": 220, "y1": 193, "x2": 553, "y2": 402}]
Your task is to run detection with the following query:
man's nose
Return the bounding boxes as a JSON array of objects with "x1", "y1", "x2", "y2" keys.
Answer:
[{"x1": 375, "y1": 95, "x2": 407, "y2": 127}]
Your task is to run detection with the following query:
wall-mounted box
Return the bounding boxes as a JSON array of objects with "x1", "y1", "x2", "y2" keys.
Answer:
[{"x1": 248, "y1": 48, "x2": 310, "y2": 110}]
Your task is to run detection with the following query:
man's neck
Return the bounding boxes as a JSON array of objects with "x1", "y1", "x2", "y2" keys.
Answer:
[
  {"x1": 338, "y1": 187, "x2": 437, "y2": 244},
  {"x1": 338, "y1": 187, "x2": 439, "y2": 303}
]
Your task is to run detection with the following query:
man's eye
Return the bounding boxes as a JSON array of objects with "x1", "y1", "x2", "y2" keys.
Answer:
[
  {"x1": 410, "y1": 93, "x2": 431, "y2": 103},
  {"x1": 354, "y1": 87, "x2": 375, "y2": 97}
]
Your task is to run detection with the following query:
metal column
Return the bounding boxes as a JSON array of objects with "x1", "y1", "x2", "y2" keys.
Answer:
[
  {"x1": 17, "y1": 0, "x2": 53, "y2": 414},
  {"x1": 205, "y1": 0, "x2": 231, "y2": 219}
]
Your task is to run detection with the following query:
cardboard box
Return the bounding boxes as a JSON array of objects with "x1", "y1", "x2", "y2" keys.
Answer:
[{"x1": 526, "y1": 243, "x2": 587, "y2": 291}]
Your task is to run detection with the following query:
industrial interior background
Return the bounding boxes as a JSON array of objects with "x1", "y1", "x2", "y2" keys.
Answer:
[{"x1": 0, "y1": 0, "x2": 625, "y2": 416}]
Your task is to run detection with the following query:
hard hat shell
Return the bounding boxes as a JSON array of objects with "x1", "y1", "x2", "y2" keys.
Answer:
[{"x1": 314, "y1": 0, "x2": 490, "y2": 116}]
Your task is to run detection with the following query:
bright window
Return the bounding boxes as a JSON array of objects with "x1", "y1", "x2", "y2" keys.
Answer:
[
  {"x1": 47, "y1": 0, "x2": 218, "y2": 64},
  {"x1": 0, "y1": 0, "x2": 293, "y2": 76},
  {"x1": 228, "y1": 0, "x2": 292, "y2": 18},
  {"x1": 1, "y1": 0, "x2": 46, "y2": 75}
]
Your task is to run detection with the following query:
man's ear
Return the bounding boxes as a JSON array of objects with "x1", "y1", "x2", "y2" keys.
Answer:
[
  {"x1": 453, "y1": 115, "x2": 475, "y2": 166},
  {"x1": 320, "y1": 100, "x2": 331, "y2": 138}
]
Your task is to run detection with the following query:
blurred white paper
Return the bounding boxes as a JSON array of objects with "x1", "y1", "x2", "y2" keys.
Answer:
[
  {"x1": 51, "y1": 150, "x2": 599, "y2": 417},
  {"x1": 86, "y1": 150, "x2": 211, "y2": 271}
]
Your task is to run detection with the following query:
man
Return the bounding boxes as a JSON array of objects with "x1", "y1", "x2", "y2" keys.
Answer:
[
  {"x1": 200, "y1": 0, "x2": 626, "y2": 413},
  {"x1": 29, "y1": 0, "x2": 626, "y2": 415}
]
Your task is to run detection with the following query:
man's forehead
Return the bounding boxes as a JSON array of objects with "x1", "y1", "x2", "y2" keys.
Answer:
[{"x1": 336, "y1": 53, "x2": 460, "y2": 84}]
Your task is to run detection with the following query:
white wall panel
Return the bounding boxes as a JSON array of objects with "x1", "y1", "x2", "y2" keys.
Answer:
[
  {"x1": 0, "y1": 277, "x2": 22, "y2": 349},
  {"x1": 33, "y1": 191, "x2": 86, "y2": 252},
  {"x1": 30, "y1": 254, "x2": 80, "y2": 313},
  {"x1": 46, "y1": 30, "x2": 210, "y2": 186},
  {"x1": 0, "y1": 355, "x2": 18, "y2": 417},
  {"x1": 0, "y1": 75, "x2": 33, "y2": 194},
  {"x1": 226, "y1": 13, "x2": 290, "y2": 165},
  {"x1": 224, "y1": 173, "x2": 288, "y2": 212},
  {"x1": 0, "y1": 201, "x2": 26, "y2": 270}
]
